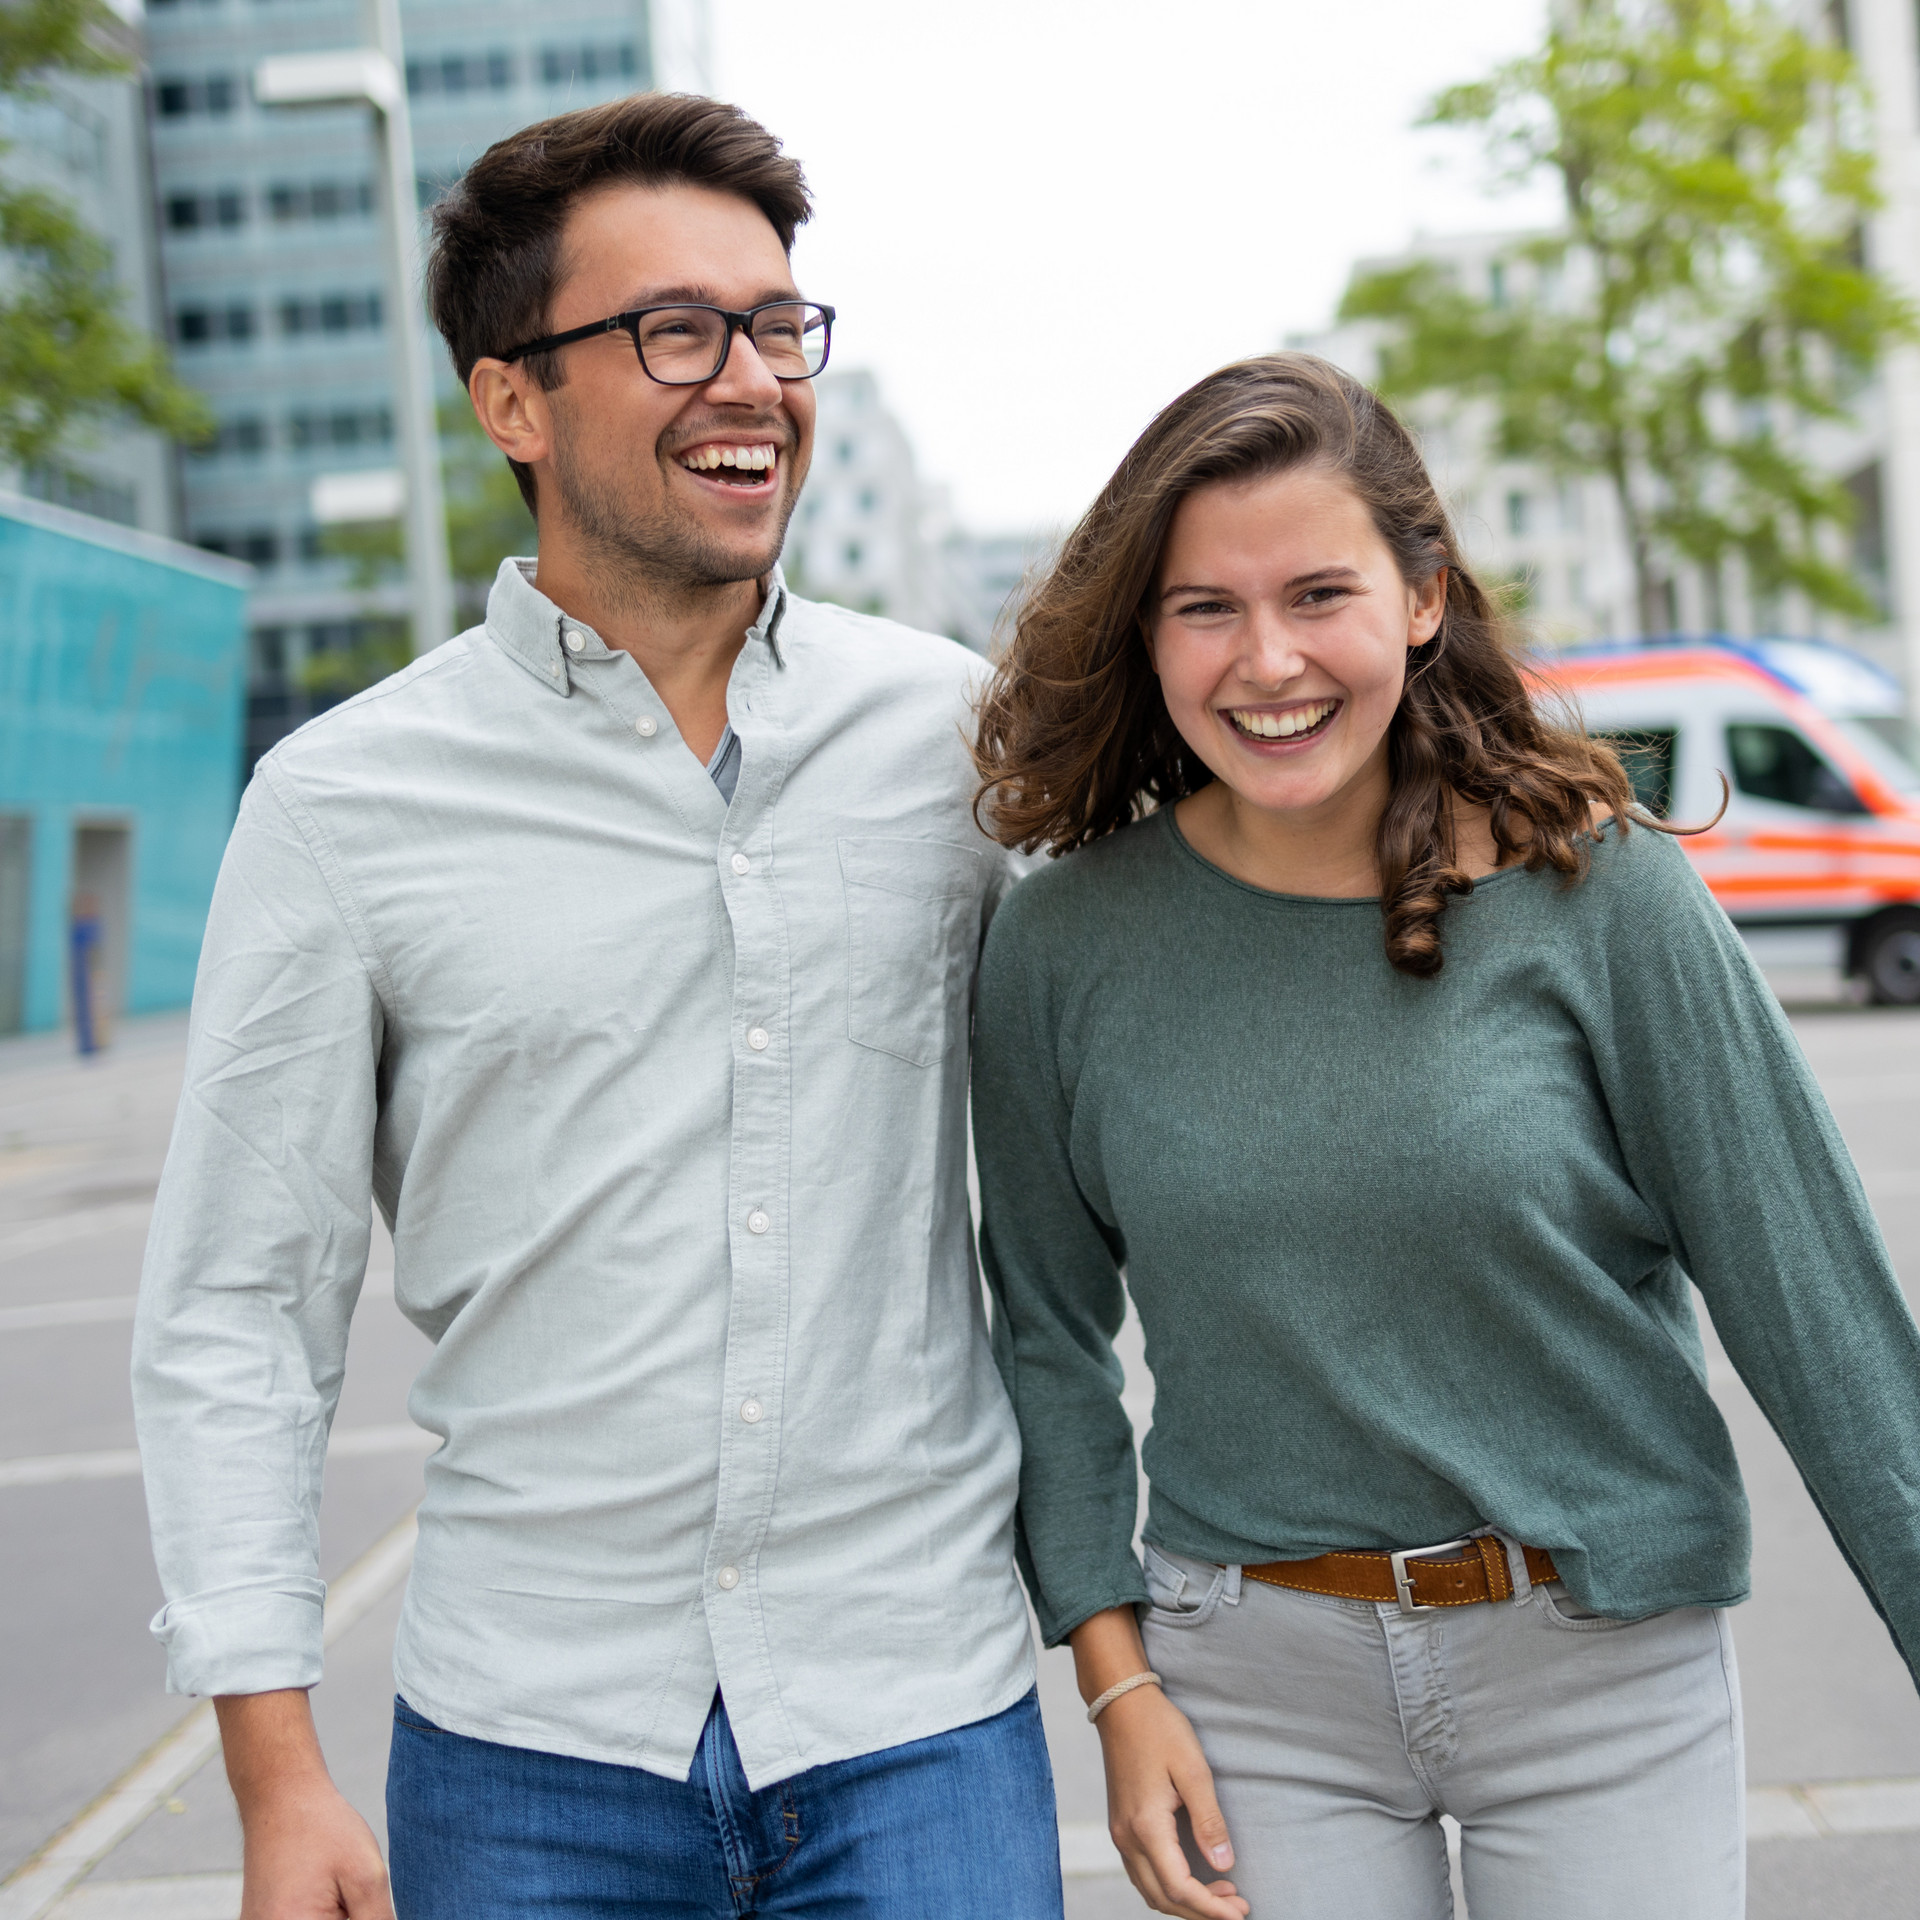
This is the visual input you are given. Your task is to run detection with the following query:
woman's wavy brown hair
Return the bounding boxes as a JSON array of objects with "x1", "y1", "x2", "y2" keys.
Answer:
[{"x1": 973, "y1": 351, "x2": 1659, "y2": 978}]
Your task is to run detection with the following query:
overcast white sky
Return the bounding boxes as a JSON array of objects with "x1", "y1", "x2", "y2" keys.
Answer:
[{"x1": 714, "y1": 1, "x2": 1560, "y2": 534}]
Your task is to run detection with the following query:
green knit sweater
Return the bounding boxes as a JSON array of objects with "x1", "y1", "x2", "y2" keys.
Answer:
[{"x1": 972, "y1": 809, "x2": 1920, "y2": 1670}]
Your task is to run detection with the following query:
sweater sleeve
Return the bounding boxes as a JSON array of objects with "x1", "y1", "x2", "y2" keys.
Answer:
[
  {"x1": 1583, "y1": 826, "x2": 1920, "y2": 1682},
  {"x1": 972, "y1": 885, "x2": 1151, "y2": 1645}
]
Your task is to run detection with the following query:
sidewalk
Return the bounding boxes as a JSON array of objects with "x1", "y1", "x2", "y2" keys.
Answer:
[{"x1": 5, "y1": 1007, "x2": 1920, "y2": 1916}]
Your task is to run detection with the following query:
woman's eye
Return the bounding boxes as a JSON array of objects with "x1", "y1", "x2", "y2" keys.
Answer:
[
  {"x1": 1298, "y1": 587, "x2": 1347, "y2": 607},
  {"x1": 1177, "y1": 600, "x2": 1233, "y2": 617}
]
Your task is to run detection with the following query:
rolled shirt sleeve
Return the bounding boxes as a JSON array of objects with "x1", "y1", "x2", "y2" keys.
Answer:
[{"x1": 133, "y1": 765, "x2": 386, "y2": 1697}]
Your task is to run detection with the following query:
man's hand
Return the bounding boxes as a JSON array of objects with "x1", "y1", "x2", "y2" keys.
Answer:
[
  {"x1": 1069, "y1": 1606, "x2": 1250, "y2": 1920},
  {"x1": 215, "y1": 1691, "x2": 394, "y2": 1920},
  {"x1": 1097, "y1": 1684, "x2": 1251, "y2": 1920}
]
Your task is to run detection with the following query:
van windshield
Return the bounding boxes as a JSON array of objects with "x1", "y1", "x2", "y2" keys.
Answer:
[{"x1": 1834, "y1": 716, "x2": 1920, "y2": 794}]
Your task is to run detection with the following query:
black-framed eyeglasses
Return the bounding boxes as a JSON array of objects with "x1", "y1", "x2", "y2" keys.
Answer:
[{"x1": 501, "y1": 301, "x2": 834, "y2": 386}]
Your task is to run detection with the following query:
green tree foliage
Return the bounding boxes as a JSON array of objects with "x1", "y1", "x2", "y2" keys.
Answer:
[
  {"x1": 0, "y1": 0, "x2": 208, "y2": 467},
  {"x1": 303, "y1": 401, "x2": 535, "y2": 699},
  {"x1": 1339, "y1": 0, "x2": 1913, "y2": 634}
]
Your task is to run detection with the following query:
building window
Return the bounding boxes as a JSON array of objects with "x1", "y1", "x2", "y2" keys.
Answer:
[
  {"x1": 190, "y1": 416, "x2": 269, "y2": 459},
  {"x1": 199, "y1": 529, "x2": 281, "y2": 566},
  {"x1": 266, "y1": 179, "x2": 374, "y2": 223},
  {"x1": 837, "y1": 439, "x2": 856, "y2": 465},
  {"x1": 167, "y1": 188, "x2": 248, "y2": 230},
  {"x1": 278, "y1": 292, "x2": 383, "y2": 336},
  {"x1": 252, "y1": 627, "x2": 289, "y2": 682},
  {"x1": 857, "y1": 488, "x2": 877, "y2": 513},
  {"x1": 175, "y1": 303, "x2": 256, "y2": 346},
  {"x1": 155, "y1": 75, "x2": 237, "y2": 118},
  {"x1": 407, "y1": 51, "x2": 514, "y2": 95},
  {"x1": 540, "y1": 42, "x2": 639, "y2": 85},
  {"x1": 844, "y1": 542, "x2": 863, "y2": 569},
  {"x1": 1505, "y1": 489, "x2": 1530, "y2": 537},
  {"x1": 287, "y1": 405, "x2": 394, "y2": 450},
  {"x1": 22, "y1": 464, "x2": 137, "y2": 525}
]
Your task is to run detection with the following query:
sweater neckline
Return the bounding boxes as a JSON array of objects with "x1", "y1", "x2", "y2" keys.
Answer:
[{"x1": 1158, "y1": 806, "x2": 1534, "y2": 906}]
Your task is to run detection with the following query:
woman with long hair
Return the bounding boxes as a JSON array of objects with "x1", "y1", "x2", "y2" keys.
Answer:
[{"x1": 970, "y1": 352, "x2": 1920, "y2": 1920}]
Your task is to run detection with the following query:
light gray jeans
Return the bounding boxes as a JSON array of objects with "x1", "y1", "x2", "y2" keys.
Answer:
[{"x1": 1139, "y1": 1543, "x2": 1744, "y2": 1919}]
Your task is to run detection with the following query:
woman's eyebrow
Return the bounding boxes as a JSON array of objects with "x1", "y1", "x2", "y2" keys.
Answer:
[{"x1": 1158, "y1": 565, "x2": 1364, "y2": 602}]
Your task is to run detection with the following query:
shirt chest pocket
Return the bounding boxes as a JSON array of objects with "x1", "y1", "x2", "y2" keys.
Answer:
[{"x1": 838, "y1": 836, "x2": 989, "y2": 1068}]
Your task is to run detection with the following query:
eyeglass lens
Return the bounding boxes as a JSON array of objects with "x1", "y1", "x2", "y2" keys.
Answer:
[{"x1": 632, "y1": 305, "x2": 830, "y2": 384}]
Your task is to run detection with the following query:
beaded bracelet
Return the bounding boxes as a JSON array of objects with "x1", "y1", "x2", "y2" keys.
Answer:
[{"x1": 1086, "y1": 1670, "x2": 1164, "y2": 1723}]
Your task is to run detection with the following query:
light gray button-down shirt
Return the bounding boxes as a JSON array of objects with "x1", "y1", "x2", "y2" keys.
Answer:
[{"x1": 132, "y1": 559, "x2": 1035, "y2": 1787}]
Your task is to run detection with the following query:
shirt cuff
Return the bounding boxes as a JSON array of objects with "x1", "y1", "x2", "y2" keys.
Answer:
[{"x1": 151, "y1": 1577, "x2": 328, "y2": 1697}]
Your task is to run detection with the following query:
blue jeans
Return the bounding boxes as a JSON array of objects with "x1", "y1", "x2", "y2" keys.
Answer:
[{"x1": 387, "y1": 1688, "x2": 1063, "y2": 1917}]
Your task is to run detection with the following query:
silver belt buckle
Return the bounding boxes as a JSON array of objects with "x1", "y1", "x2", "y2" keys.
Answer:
[{"x1": 1389, "y1": 1537, "x2": 1473, "y2": 1615}]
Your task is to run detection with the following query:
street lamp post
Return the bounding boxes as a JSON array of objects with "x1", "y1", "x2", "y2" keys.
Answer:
[{"x1": 255, "y1": 0, "x2": 455, "y2": 659}]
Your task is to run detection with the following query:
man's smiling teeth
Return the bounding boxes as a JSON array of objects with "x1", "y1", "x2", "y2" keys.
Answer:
[
  {"x1": 681, "y1": 445, "x2": 777, "y2": 472},
  {"x1": 1227, "y1": 700, "x2": 1338, "y2": 740}
]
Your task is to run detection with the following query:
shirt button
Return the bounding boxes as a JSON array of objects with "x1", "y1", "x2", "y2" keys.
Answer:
[
  {"x1": 635, "y1": 715, "x2": 657, "y2": 738},
  {"x1": 746, "y1": 1027, "x2": 769, "y2": 1051},
  {"x1": 564, "y1": 629, "x2": 586, "y2": 652},
  {"x1": 717, "y1": 1566, "x2": 740, "y2": 1591},
  {"x1": 746, "y1": 1208, "x2": 770, "y2": 1235},
  {"x1": 730, "y1": 852, "x2": 751, "y2": 876},
  {"x1": 741, "y1": 1399, "x2": 764, "y2": 1424}
]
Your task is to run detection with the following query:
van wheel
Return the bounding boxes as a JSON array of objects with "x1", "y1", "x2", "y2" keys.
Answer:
[{"x1": 1854, "y1": 909, "x2": 1920, "y2": 1005}]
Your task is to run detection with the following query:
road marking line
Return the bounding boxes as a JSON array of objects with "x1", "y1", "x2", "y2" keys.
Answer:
[
  {"x1": 46, "y1": 1870, "x2": 239, "y2": 1918},
  {"x1": 0, "y1": 1511, "x2": 417, "y2": 1920},
  {"x1": 0, "y1": 1424, "x2": 437, "y2": 1490},
  {"x1": 0, "y1": 1206, "x2": 153, "y2": 1264},
  {"x1": 0, "y1": 1298, "x2": 137, "y2": 1333},
  {"x1": 0, "y1": 1270, "x2": 398, "y2": 1337}
]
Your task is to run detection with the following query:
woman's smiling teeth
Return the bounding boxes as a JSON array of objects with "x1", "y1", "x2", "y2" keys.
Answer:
[
  {"x1": 680, "y1": 444, "x2": 778, "y2": 480},
  {"x1": 1225, "y1": 699, "x2": 1340, "y2": 742}
]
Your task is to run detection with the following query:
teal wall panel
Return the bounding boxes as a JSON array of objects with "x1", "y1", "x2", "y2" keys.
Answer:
[{"x1": 0, "y1": 497, "x2": 249, "y2": 1032}]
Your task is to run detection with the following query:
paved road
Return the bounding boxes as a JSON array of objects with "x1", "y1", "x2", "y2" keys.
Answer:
[{"x1": 4, "y1": 967, "x2": 1920, "y2": 1916}]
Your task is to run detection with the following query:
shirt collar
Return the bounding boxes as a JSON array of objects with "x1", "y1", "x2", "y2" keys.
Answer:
[{"x1": 485, "y1": 556, "x2": 789, "y2": 693}]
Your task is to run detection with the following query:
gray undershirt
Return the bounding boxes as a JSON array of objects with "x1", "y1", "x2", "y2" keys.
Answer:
[{"x1": 707, "y1": 725, "x2": 741, "y2": 804}]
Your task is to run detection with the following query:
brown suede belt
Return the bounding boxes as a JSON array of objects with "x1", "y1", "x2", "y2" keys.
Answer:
[{"x1": 1243, "y1": 1535, "x2": 1559, "y2": 1615}]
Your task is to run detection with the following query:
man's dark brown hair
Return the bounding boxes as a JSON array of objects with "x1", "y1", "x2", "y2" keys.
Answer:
[{"x1": 426, "y1": 93, "x2": 813, "y2": 510}]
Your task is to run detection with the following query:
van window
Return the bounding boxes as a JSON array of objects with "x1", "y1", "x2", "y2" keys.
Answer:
[
  {"x1": 1592, "y1": 728, "x2": 1676, "y2": 818},
  {"x1": 1725, "y1": 723, "x2": 1867, "y2": 814}
]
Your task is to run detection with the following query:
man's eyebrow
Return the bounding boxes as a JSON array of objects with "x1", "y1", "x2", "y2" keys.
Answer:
[{"x1": 616, "y1": 284, "x2": 802, "y2": 310}]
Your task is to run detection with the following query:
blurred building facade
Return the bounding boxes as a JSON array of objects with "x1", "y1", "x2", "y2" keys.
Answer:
[
  {"x1": 1299, "y1": 0, "x2": 1916, "y2": 684},
  {"x1": 783, "y1": 368, "x2": 1047, "y2": 653},
  {"x1": 142, "y1": 0, "x2": 684, "y2": 774},
  {"x1": 0, "y1": 5, "x2": 178, "y2": 538},
  {"x1": 1298, "y1": 217, "x2": 1894, "y2": 666}
]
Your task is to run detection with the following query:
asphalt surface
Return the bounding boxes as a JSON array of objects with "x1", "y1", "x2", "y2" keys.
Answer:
[{"x1": 4, "y1": 952, "x2": 1920, "y2": 1917}]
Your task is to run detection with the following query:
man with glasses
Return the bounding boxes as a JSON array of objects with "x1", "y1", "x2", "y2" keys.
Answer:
[{"x1": 133, "y1": 95, "x2": 1060, "y2": 1918}]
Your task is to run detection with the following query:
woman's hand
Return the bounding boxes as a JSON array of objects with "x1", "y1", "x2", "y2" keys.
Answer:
[{"x1": 1070, "y1": 1606, "x2": 1250, "y2": 1920}]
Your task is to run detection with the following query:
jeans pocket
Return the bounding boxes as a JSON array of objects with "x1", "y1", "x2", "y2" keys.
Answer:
[
  {"x1": 838, "y1": 837, "x2": 987, "y2": 1068},
  {"x1": 1536, "y1": 1584, "x2": 1644, "y2": 1632},
  {"x1": 1139, "y1": 1545, "x2": 1228, "y2": 1630}
]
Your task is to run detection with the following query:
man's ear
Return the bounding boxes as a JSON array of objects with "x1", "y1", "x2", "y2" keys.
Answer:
[
  {"x1": 469, "y1": 359, "x2": 550, "y2": 468},
  {"x1": 1408, "y1": 566, "x2": 1448, "y2": 648}
]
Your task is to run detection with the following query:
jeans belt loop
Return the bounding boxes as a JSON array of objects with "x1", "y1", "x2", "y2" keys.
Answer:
[
  {"x1": 1500, "y1": 1532, "x2": 1533, "y2": 1604},
  {"x1": 1222, "y1": 1563, "x2": 1243, "y2": 1605}
]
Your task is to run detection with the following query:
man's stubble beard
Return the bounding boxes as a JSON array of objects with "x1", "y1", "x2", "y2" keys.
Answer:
[{"x1": 548, "y1": 416, "x2": 801, "y2": 601}]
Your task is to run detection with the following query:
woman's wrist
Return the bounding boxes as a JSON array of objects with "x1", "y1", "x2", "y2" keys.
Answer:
[{"x1": 1067, "y1": 1602, "x2": 1154, "y2": 1705}]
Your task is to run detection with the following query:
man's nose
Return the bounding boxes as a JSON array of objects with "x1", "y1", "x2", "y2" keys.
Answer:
[{"x1": 704, "y1": 324, "x2": 786, "y2": 407}]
